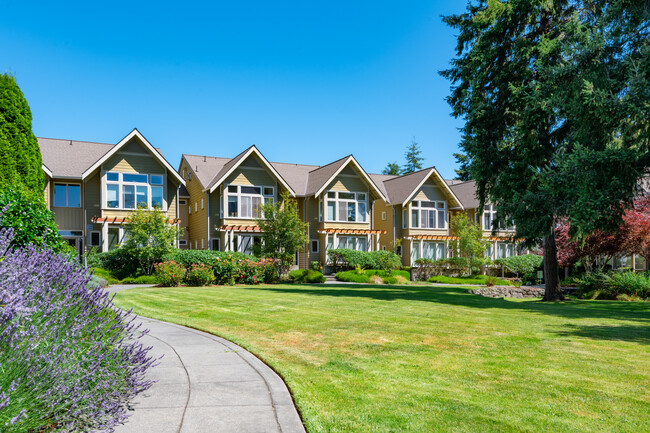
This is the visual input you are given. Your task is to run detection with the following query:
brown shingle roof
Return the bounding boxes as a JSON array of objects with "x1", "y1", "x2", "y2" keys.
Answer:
[
  {"x1": 304, "y1": 155, "x2": 351, "y2": 196},
  {"x1": 38, "y1": 138, "x2": 113, "y2": 178},
  {"x1": 182, "y1": 154, "x2": 231, "y2": 189},
  {"x1": 382, "y1": 168, "x2": 434, "y2": 204},
  {"x1": 449, "y1": 180, "x2": 480, "y2": 209}
]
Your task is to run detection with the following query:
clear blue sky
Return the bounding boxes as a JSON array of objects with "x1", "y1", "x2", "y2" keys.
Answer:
[{"x1": 1, "y1": 1, "x2": 466, "y2": 178}]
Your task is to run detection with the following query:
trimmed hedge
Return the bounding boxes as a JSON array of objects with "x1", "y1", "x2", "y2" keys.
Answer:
[
  {"x1": 328, "y1": 249, "x2": 401, "y2": 272},
  {"x1": 289, "y1": 269, "x2": 326, "y2": 283},
  {"x1": 336, "y1": 269, "x2": 411, "y2": 284}
]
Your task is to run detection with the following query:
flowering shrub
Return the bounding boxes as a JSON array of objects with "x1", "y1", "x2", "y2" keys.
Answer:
[
  {"x1": 0, "y1": 223, "x2": 155, "y2": 432},
  {"x1": 184, "y1": 264, "x2": 213, "y2": 286},
  {"x1": 154, "y1": 261, "x2": 186, "y2": 287}
]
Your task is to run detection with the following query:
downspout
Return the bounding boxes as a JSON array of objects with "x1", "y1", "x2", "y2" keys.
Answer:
[
  {"x1": 304, "y1": 196, "x2": 308, "y2": 270},
  {"x1": 392, "y1": 206, "x2": 396, "y2": 253},
  {"x1": 206, "y1": 191, "x2": 210, "y2": 250},
  {"x1": 82, "y1": 178, "x2": 86, "y2": 265},
  {"x1": 176, "y1": 185, "x2": 180, "y2": 248}
]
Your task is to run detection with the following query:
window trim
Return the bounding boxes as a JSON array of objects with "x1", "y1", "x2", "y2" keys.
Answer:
[
  {"x1": 323, "y1": 190, "x2": 368, "y2": 223},
  {"x1": 89, "y1": 231, "x2": 101, "y2": 248},
  {"x1": 53, "y1": 183, "x2": 81, "y2": 208},
  {"x1": 225, "y1": 184, "x2": 275, "y2": 219},
  {"x1": 103, "y1": 171, "x2": 167, "y2": 211},
  {"x1": 410, "y1": 200, "x2": 447, "y2": 229},
  {"x1": 311, "y1": 239, "x2": 319, "y2": 253}
]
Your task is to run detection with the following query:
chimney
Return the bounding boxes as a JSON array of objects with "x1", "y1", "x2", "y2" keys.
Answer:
[
  {"x1": 203, "y1": 156, "x2": 206, "y2": 162},
  {"x1": 195, "y1": 165, "x2": 198, "y2": 172}
]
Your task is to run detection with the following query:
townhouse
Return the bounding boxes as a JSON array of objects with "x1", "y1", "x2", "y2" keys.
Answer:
[
  {"x1": 39, "y1": 129, "x2": 186, "y2": 255},
  {"x1": 39, "y1": 129, "x2": 520, "y2": 269},
  {"x1": 178, "y1": 147, "x2": 387, "y2": 269}
]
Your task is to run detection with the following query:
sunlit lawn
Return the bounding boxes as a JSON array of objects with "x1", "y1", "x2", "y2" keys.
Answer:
[{"x1": 113, "y1": 284, "x2": 650, "y2": 433}]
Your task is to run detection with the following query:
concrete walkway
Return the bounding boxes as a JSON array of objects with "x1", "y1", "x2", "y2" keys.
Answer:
[{"x1": 108, "y1": 286, "x2": 305, "y2": 433}]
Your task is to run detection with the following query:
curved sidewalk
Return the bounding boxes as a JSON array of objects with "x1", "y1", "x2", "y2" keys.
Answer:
[{"x1": 112, "y1": 308, "x2": 305, "y2": 432}]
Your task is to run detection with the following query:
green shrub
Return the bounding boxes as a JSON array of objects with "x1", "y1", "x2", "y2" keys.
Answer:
[
  {"x1": 154, "y1": 261, "x2": 186, "y2": 287},
  {"x1": 91, "y1": 248, "x2": 141, "y2": 280},
  {"x1": 90, "y1": 267, "x2": 120, "y2": 285},
  {"x1": 382, "y1": 276, "x2": 398, "y2": 284},
  {"x1": 327, "y1": 249, "x2": 401, "y2": 272},
  {"x1": 495, "y1": 254, "x2": 543, "y2": 277},
  {"x1": 576, "y1": 271, "x2": 650, "y2": 300},
  {"x1": 185, "y1": 264, "x2": 214, "y2": 286},
  {"x1": 310, "y1": 261, "x2": 323, "y2": 272},
  {"x1": 336, "y1": 269, "x2": 410, "y2": 284},
  {"x1": 289, "y1": 269, "x2": 325, "y2": 283},
  {"x1": 0, "y1": 186, "x2": 68, "y2": 254},
  {"x1": 87, "y1": 275, "x2": 108, "y2": 289},
  {"x1": 120, "y1": 275, "x2": 158, "y2": 284},
  {"x1": 485, "y1": 275, "x2": 499, "y2": 287}
]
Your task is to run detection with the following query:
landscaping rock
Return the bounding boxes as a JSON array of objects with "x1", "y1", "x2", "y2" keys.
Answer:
[{"x1": 469, "y1": 285, "x2": 577, "y2": 298}]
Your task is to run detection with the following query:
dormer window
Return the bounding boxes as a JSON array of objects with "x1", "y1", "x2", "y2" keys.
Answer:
[{"x1": 410, "y1": 201, "x2": 446, "y2": 229}]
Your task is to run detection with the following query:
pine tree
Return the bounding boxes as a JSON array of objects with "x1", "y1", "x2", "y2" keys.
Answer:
[
  {"x1": 0, "y1": 73, "x2": 44, "y2": 191},
  {"x1": 382, "y1": 162, "x2": 401, "y2": 175},
  {"x1": 453, "y1": 152, "x2": 471, "y2": 181},
  {"x1": 441, "y1": 0, "x2": 649, "y2": 301},
  {"x1": 402, "y1": 138, "x2": 424, "y2": 174}
]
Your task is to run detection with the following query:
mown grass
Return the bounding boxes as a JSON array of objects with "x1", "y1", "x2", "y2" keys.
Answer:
[
  {"x1": 113, "y1": 284, "x2": 650, "y2": 433},
  {"x1": 429, "y1": 274, "x2": 513, "y2": 286}
]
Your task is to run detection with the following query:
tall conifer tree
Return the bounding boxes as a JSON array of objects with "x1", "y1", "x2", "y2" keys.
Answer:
[
  {"x1": 442, "y1": 1, "x2": 649, "y2": 300},
  {"x1": 0, "y1": 73, "x2": 44, "y2": 191}
]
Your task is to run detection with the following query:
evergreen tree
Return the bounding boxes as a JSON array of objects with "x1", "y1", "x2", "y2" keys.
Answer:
[
  {"x1": 0, "y1": 73, "x2": 44, "y2": 191},
  {"x1": 442, "y1": 1, "x2": 649, "y2": 300},
  {"x1": 402, "y1": 138, "x2": 424, "y2": 174},
  {"x1": 453, "y1": 152, "x2": 471, "y2": 181},
  {"x1": 382, "y1": 162, "x2": 401, "y2": 175}
]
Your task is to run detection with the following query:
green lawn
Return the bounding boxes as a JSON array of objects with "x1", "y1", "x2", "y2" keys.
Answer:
[
  {"x1": 113, "y1": 284, "x2": 650, "y2": 433},
  {"x1": 428, "y1": 274, "x2": 514, "y2": 285}
]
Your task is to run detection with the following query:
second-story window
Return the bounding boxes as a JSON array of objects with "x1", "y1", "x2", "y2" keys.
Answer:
[
  {"x1": 324, "y1": 191, "x2": 367, "y2": 223},
  {"x1": 105, "y1": 172, "x2": 165, "y2": 210},
  {"x1": 54, "y1": 183, "x2": 81, "y2": 208},
  {"x1": 483, "y1": 204, "x2": 515, "y2": 231},
  {"x1": 411, "y1": 201, "x2": 446, "y2": 229},
  {"x1": 226, "y1": 184, "x2": 274, "y2": 218}
]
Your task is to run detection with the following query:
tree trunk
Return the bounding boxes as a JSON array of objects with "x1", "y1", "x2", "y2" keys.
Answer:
[{"x1": 543, "y1": 226, "x2": 564, "y2": 301}]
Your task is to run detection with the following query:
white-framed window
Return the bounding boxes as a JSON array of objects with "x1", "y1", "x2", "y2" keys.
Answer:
[
  {"x1": 483, "y1": 204, "x2": 515, "y2": 231},
  {"x1": 188, "y1": 205, "x2": 192, "y2": 215},
  {"x1": 194, "y1": 202, "x2": 197, "y2": 212},
  {"x1": 336, "y1": 236, "x2": 367, "y2": 251},
  {"x1": 107, "y1": 225, "x2": 126, "y2": 251},
  {"x1": 311, "y1": 239, "x2": 319, "y2": 253},
  {"x1": 179, "y1": 239, "x2": 188, "y2": 246},
  {"x1": 226, "y1": 184, "x2": 274, "y2": 219},
  {"x1": 179, "y1": 199, "x2": 187, "y2": 205},
  {"x1": 382, "y1": 211, "x2": 386, "y2": 221},
  {"x1": 54, "y1": 183, "x2": 81, "y2": 208},
  {"x1": 188, "y1": 172, "x2": 192, "y2": 181},
  {"x1": 201, "y1": 239, "x2": 204, "y2": 249},
  {"x1": 237, "y1": 234, "x2": 262, "y2": 255},
  {"x1": 319, "y1": 200, "x2": 323, "y2": 222},
  {"x1": 496, "y1": 242, "x2": 515, "y2": 259},
  {"x1": 201, "y1": 198, "x2": 204, "y2": 209},
  {"x1": 104, "y1": 172, "x2": 165, "y2": 210},
  {"x1": 182, "y1": 168, "x2": 185, "y2": 179},
  {"x1": 410, "y1": 201, "x2": 447, "y2": 229},
  {"x1": 324, "y1": 190, "x2": 368, "y2": 223},
  {"x1": 89, "y1": 231, "x2": 101, "y2": 248},
  {"x1": 402, "y1": 209, "x2": 407, "y2": 229},
  {"x1": 422, "y1": 242, "x2": 446, "y2": 260}
]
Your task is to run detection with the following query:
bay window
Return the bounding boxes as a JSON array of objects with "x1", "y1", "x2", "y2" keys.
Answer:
[
  {"x1": 226, "y1": 184, "x2": 274, "y2": 218},
  {"x1": 324, "y1": 191, "x2": 368, "y2": 223},
  {"x1": 104, "y1": 172, "x2": 166, "y2": 210},
  {"x1": 410, "y1": 201, "x2": 446, "y2": 229}
]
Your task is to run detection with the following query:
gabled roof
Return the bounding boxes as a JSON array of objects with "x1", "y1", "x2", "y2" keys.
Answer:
[
  {"x1": 449, "y1": 180, "x2": 480, "y2": 209},
  {"x1": 382, "y1": 167, "x2": 464, "y2": 209},
  {"x1": 38, "y1": 138, "x2": 114, "y2": 179},
  {"x1": 80, "y1": 129, "x2": 185, "y2": 185},
  {"x1": 305, "y1": 155, "x2": 387, "y2": 200},
  {"x1": 202, "y1": 146, "x2": 296, "y2": 196},
  {"x1": 182, "y1": 155, "x2": 232, "y2": 189}
]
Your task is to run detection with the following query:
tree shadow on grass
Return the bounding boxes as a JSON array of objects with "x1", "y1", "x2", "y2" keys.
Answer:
[
  {"x1": 552, "y1": 323, "x2": 650, "y2": 344},
  {"x1": 258, "y1": 283, "x2": 650, "y2": 325}
]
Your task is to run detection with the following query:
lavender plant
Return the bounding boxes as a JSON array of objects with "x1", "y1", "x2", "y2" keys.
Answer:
[{"x1": 0, "y1": 222, "x2": 155, "y2": 432}]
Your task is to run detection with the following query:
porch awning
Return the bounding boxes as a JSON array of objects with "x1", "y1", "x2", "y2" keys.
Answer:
[
  {"x1": 92, "y1": 216, "x2": 181, "y2": 225},
  {"x1": 218, "y1": 225, "x2": 263, "y2": 232},
  {"x1": 316, "y1": 228, "x2": 386, "y2": 235}
]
